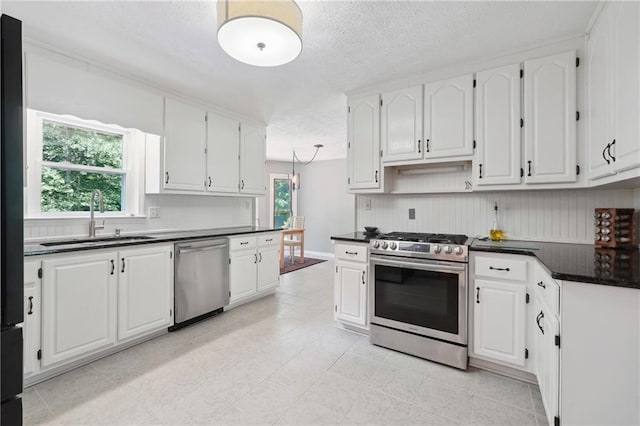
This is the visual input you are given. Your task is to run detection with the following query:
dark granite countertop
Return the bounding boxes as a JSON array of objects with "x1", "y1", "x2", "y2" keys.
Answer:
[
  {"x1": 25, "y1": 226, "x2": 283, "y2": 257},
  {"x1": 470, "y1": 239, "x2": 640, "y2": 289},
  {"x1": 330, "y1": 232, "x2": 380, "y2": 243}
]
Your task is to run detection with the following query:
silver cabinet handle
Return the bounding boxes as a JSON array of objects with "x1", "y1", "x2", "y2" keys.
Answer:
[
  {"x1": 361, "y1": 271, "x2": 365, "y2": 284},
  {"x1": 121, "y1": 257, "x2": 125, "y2": 273},
  {"x1": 345, "y1": 251, "x2": 358, "y2": 255},
  {"x1": 110, "y1": 259, "x2": 115, "y2": 275},
  {"x1": 28, "y1": 296, "x2": 33, "y2": 315},
  {"x1": 165, "y1": 172, "x2": 169, "y2": 184}
]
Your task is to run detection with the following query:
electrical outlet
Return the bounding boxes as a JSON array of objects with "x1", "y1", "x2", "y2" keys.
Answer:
[
  {"x1": 364, "y1": 199, "x2": 372, "y2": 211},
  {"x1": 409, "y1": 208, "x2": 416, "y2": 220},
  {"x1": 148, "y1": 207, "x2": 161, "y2": 218}
]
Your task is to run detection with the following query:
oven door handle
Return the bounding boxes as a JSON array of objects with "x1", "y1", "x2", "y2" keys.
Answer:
[{"x1": 370, "y1": 255, "x2": 467, "y2": 272}]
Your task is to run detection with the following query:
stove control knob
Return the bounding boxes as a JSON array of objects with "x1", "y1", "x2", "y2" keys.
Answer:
[
  {"x1": 371, "y1": 241, "x2": 380, "y2": 249},
  {"x1": 454, "y1": 246, "x2": 464, "y2": 255},
  {"x1": 381, "y1": 241, "x2": 388, "y2": 249},
  {"x1": 443, "y1": 245, "x2": 452, "y2": 254},
  {"x1": 389, "y1": 242, "x2": 397, "y2": 250},
  {"x1": 432, "y1": 245, "x2": 441, "y2": 254}
]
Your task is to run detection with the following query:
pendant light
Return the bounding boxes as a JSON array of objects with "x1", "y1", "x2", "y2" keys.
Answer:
[
  {"x1": 217, "y1": 0, "x2": 303, "y2": 67},
  {"x1": 290, "y1": 144, "x2": 323, "y2": 191}
]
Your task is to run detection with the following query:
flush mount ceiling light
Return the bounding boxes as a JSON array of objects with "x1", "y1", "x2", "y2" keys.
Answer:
[{"x1": 217, "y1": 0, "x2": 303, "y2": 67}]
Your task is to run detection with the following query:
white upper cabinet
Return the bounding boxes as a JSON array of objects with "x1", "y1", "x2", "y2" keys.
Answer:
[
  {"x1": 524, "y1": 51, "x2": 577, "y2": 184},
  {"x1": 348, "y1": 94, "x2": 381, "y2": 190},
  {"x1": 589, "y1": 1, "x2": 640, "y2": 182},
  {"x1": 381, "y1": 86, "x2": 423, "y2": 163},
  {"x1": 239, "y1": 123, "x2": 267, "y2": 195},
  {"x1": 424, "y1": 74, "x2": 474, "y2": 159},
  {"x1": 207, "y1": 112, "x2": 240, "y2": 193},
  {"x1": 475, "y1": 64, "x2": 522, "y2": 186},
  {"x1": 163, "y1": 98, "x2": 207, "y2": 191}
]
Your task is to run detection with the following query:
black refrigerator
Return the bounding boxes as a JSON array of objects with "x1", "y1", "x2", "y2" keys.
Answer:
[{"x1": 0, "y1": 13, "x2": 24, "y2": 426}]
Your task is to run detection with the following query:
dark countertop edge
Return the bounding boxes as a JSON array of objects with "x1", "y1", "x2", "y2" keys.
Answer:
[
  {"x1": 330, "y1": 233, "x2": 376, "y2": 243},
  {"x1": 469, "y1": 244, "x2": 640, "y2": 290},
  {"x1": 24, "y1": 227, "x2": 283, "y2": 257}
]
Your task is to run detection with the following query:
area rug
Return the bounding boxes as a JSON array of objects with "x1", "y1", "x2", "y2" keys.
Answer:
[{"x1": 280, "y1": 256, "x2": 327, "y2": 275}]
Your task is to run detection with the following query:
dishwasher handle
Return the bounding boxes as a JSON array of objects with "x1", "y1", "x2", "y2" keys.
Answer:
[{"x1": 177, "y1": 241, "x2": 229, "y2": 255}]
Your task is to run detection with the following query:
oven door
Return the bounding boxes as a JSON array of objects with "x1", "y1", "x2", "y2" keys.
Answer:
[{"x1": 370, "y1": 255, "x2": 467, "y2": 345}]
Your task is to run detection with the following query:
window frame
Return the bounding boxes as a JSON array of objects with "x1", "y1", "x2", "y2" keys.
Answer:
[{"x1": 26, "y1": 109, "x2": 145, "y2": 218}]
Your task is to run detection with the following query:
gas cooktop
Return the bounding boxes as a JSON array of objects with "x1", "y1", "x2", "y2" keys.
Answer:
[{"x1": 370, "y1": 232, "x2": 470, "y2": 261}]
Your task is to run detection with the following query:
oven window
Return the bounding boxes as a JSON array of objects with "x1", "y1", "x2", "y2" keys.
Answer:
[{"x1": 374, "y1": 264, "x2": 459, "y2": 334}]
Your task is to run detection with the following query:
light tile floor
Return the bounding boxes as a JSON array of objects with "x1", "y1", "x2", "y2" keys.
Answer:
[{"x1": 24, "y1": 260, "x2": 547, "y2": 425}]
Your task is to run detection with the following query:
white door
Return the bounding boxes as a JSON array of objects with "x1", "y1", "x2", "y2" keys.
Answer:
[
  {"x1": 117, "y1": 245, "x2": 173, "y2": 342},
  {"x1": 257, "y1": 245, "x2": 280, "y2": 292},
  {"x1": 23, "y1": 286, "x2": 39, "y2": 376},
  {"x1": 240, "y1": 123, "x2": 266, "y2": 195},
  {"x1": 348, "y1": 95, "x2": 381, "y2": 189},
  {"x1": 207, "y1": 112, "x2": 240, "y2": 193},
  {"x1": 588, "y1": 12, "x2": 614, "y2": 181},
  {"x1": 524, "y1": 51, "x2": 577, "y2": 184},
  {"x1": 163, "y1": 98, "x2": 206, "y2": 191},
  {"x1": 424, "y1": 74, "x2": 474, "y2": 159},
  {"x1": 334, "y1": 261, "x2": 367, "y2": 326},
  {"x1": 611, "y1": 1, "x2": 640, "y2": 174},
  {"x1": 475, "y1": 64, "x2": 522, "y2": 186},
  {"x1": 41, "y1": 252, "x2": 118, "y2": 367},
  {"x1": 230, "y1": 250, "x2": 258, "y2": 302},
  {"x1": 381, "y1": 85, "x2": 423, "y2": 162},
  {"x1": 473, "y1": 279, "x2": 527, "y2": 366},
  {"x1": 541, "y1": 306, "x2": 560, "y2": 426}
]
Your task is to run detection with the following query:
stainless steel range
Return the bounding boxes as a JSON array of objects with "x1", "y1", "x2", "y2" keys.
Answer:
[{"x1": 369, "y1": 232, "x2": 470, "y2": 370}]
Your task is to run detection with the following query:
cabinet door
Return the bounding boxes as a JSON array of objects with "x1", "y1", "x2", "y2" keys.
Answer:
[
  {"x1": 473, "y1": 279, "x2": 526, "y2": 366},
  {"x1": 41, "y1": 252, "x2": 118, "y2": 367},
  {"x1": 611, "y1": 1, "x2": 640, "y2": 174},
  {"x1": 381, "y1": 86, "x2": 423, "y2": 162},
  {"x1": 475, "y1": 64, "x2": 522, "y2": 186},
  {"x1": 424, "y1": 74, "x2": 474, "y2": 159},
  {"x1": 588, "y1": 12, "x2": 614, "y2": 181},
  {"x1": 541, "y1": 307, "x2": 560, "y2": 426},
  {"x1": 239, "y1": 123, "x2": 266, "y2": 195},
  {"x1": 118, "y1": 245, "x2": 173, "y2": 342},
  {"x1": 257, "y1": 245, "x2": 280, "y2": 292},
  {"x1": 230, "y1": 250, "x2": 258, "y2": 302},
  {"x1": 348, "y1": 95, "x2": 381, "y2": 189},
  {"x1": 334, "y1": 261, "x2": 367, "y2": 326},
  {"x1": 207, "y1": 112, "x2": 240, "y2": 193},
  {"x1": 23, "y1": 286, "x2": 39, "y2": 376},
  {"x1": 163, "y1": 98, "x2": 206, "y2": 191},
  {"x1": 524, "y1": 51, "x2": 577, "y2": 184}
]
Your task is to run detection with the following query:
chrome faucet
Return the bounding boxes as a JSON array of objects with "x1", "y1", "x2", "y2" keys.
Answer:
[{"x1": 89, "y1": 189, "x2": 105, "y2": 238}]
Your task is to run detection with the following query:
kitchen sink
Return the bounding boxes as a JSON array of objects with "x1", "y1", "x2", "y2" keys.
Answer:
[{"x1": 40, "y1": 235, "x2": 155, "y2": 247}]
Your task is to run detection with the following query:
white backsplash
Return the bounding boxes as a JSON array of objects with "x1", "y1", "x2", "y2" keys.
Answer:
[
  {"x1": 25, "y1": 195, "x2": 254, "y2": 240},
  {"x1": 357, "y1": 189, "x2": 637, "y2": 244}
]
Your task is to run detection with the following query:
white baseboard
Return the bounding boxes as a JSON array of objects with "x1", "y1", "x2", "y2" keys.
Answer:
[{"x1": 304, "y1": 250, "x2": 334, "y2": 259}]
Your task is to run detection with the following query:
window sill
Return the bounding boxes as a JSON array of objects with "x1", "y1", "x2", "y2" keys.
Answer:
[{"x1": 25, "y1": 214, "x2": 148, "y2": 221}]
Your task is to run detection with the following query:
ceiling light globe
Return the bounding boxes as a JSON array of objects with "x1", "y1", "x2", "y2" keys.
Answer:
[{"x1": 217, "y1": 0, "x2": 303, "y2": 67}]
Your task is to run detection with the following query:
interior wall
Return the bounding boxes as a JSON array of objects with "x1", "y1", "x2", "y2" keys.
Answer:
[
  {"x1": 24, "y1": 195, "x2": 254, "y2": 240},
  {"x1": 299, "y1": 159, "x2": 355, "y2": 254},
  {"x1": 357, "y1": 188, "x2": 636, "y2": 244}
]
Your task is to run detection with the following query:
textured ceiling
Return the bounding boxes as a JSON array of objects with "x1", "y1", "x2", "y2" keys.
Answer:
[{"x1": 2, "y1": 1, "x2": 597, "y2": 161}]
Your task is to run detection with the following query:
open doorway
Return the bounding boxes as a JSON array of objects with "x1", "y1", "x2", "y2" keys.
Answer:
[{"x1": 269, "y1": 173, "x2": 297, "y2": 228}]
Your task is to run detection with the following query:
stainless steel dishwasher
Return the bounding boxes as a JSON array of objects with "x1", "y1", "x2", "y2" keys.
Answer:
[{"x1": 171, "y1": 238, "x2": 229, "y2": 330}]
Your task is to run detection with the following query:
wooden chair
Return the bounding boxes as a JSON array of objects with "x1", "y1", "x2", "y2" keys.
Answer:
[{"x1": 283, "y1": 216, "x2": 305, "y2": 265}]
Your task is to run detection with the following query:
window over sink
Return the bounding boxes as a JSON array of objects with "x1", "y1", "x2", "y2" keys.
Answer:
[{"x1": 26, "y1": 110, "x2": 146, "y2": 218}]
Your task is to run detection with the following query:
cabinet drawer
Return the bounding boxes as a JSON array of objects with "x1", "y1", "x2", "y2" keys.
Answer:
[
  {"x1": 229, "y1": 236, "x2": 257, "y2": 251},
  {"x1": 335, "y1": 243, "x2": 368, "y2": 263},
  {"x1": 258, "y1": 233, "x2": 280, "y2": 247},
  {"x1": 474, "y1": 256, "x2": 527, "y2": 281},
  {"x1": 535, "y1": 264, "x2": 560, "y2": 316}
]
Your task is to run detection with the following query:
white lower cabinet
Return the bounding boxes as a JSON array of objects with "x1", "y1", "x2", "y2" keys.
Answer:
[
  {"x1": 23, "y1": 261, "x2": 41, "y2": 377},
  {"x1": 117, "y1": 245, "x2": 173, "y2": 342},
  {"x1": 41, "y1": 251, "x2": 118, "y2": 368},
  {"x1": 229, "y1": 233, "x2": 280, "y2": 304},
  {"x1": 333, "y1": 241, "x2": 369, "y2": 331},
  {"x1": 334, "y1": 261, "x2": 367, "y2": 327},
  {"x1": 473, "y1": 279, "x2": 527, "y2": 367},
  {"x1": 534, "y1": 293, "x2": 560, "y2": 426}
]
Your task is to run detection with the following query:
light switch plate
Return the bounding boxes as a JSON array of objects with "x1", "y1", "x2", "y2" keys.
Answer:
[
  {"x1": 409, "y1": 208, "x2": 416, "y2": 220},
  {"x1": 148, "y1": 207, "x2": 161, "y2": 218}
]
